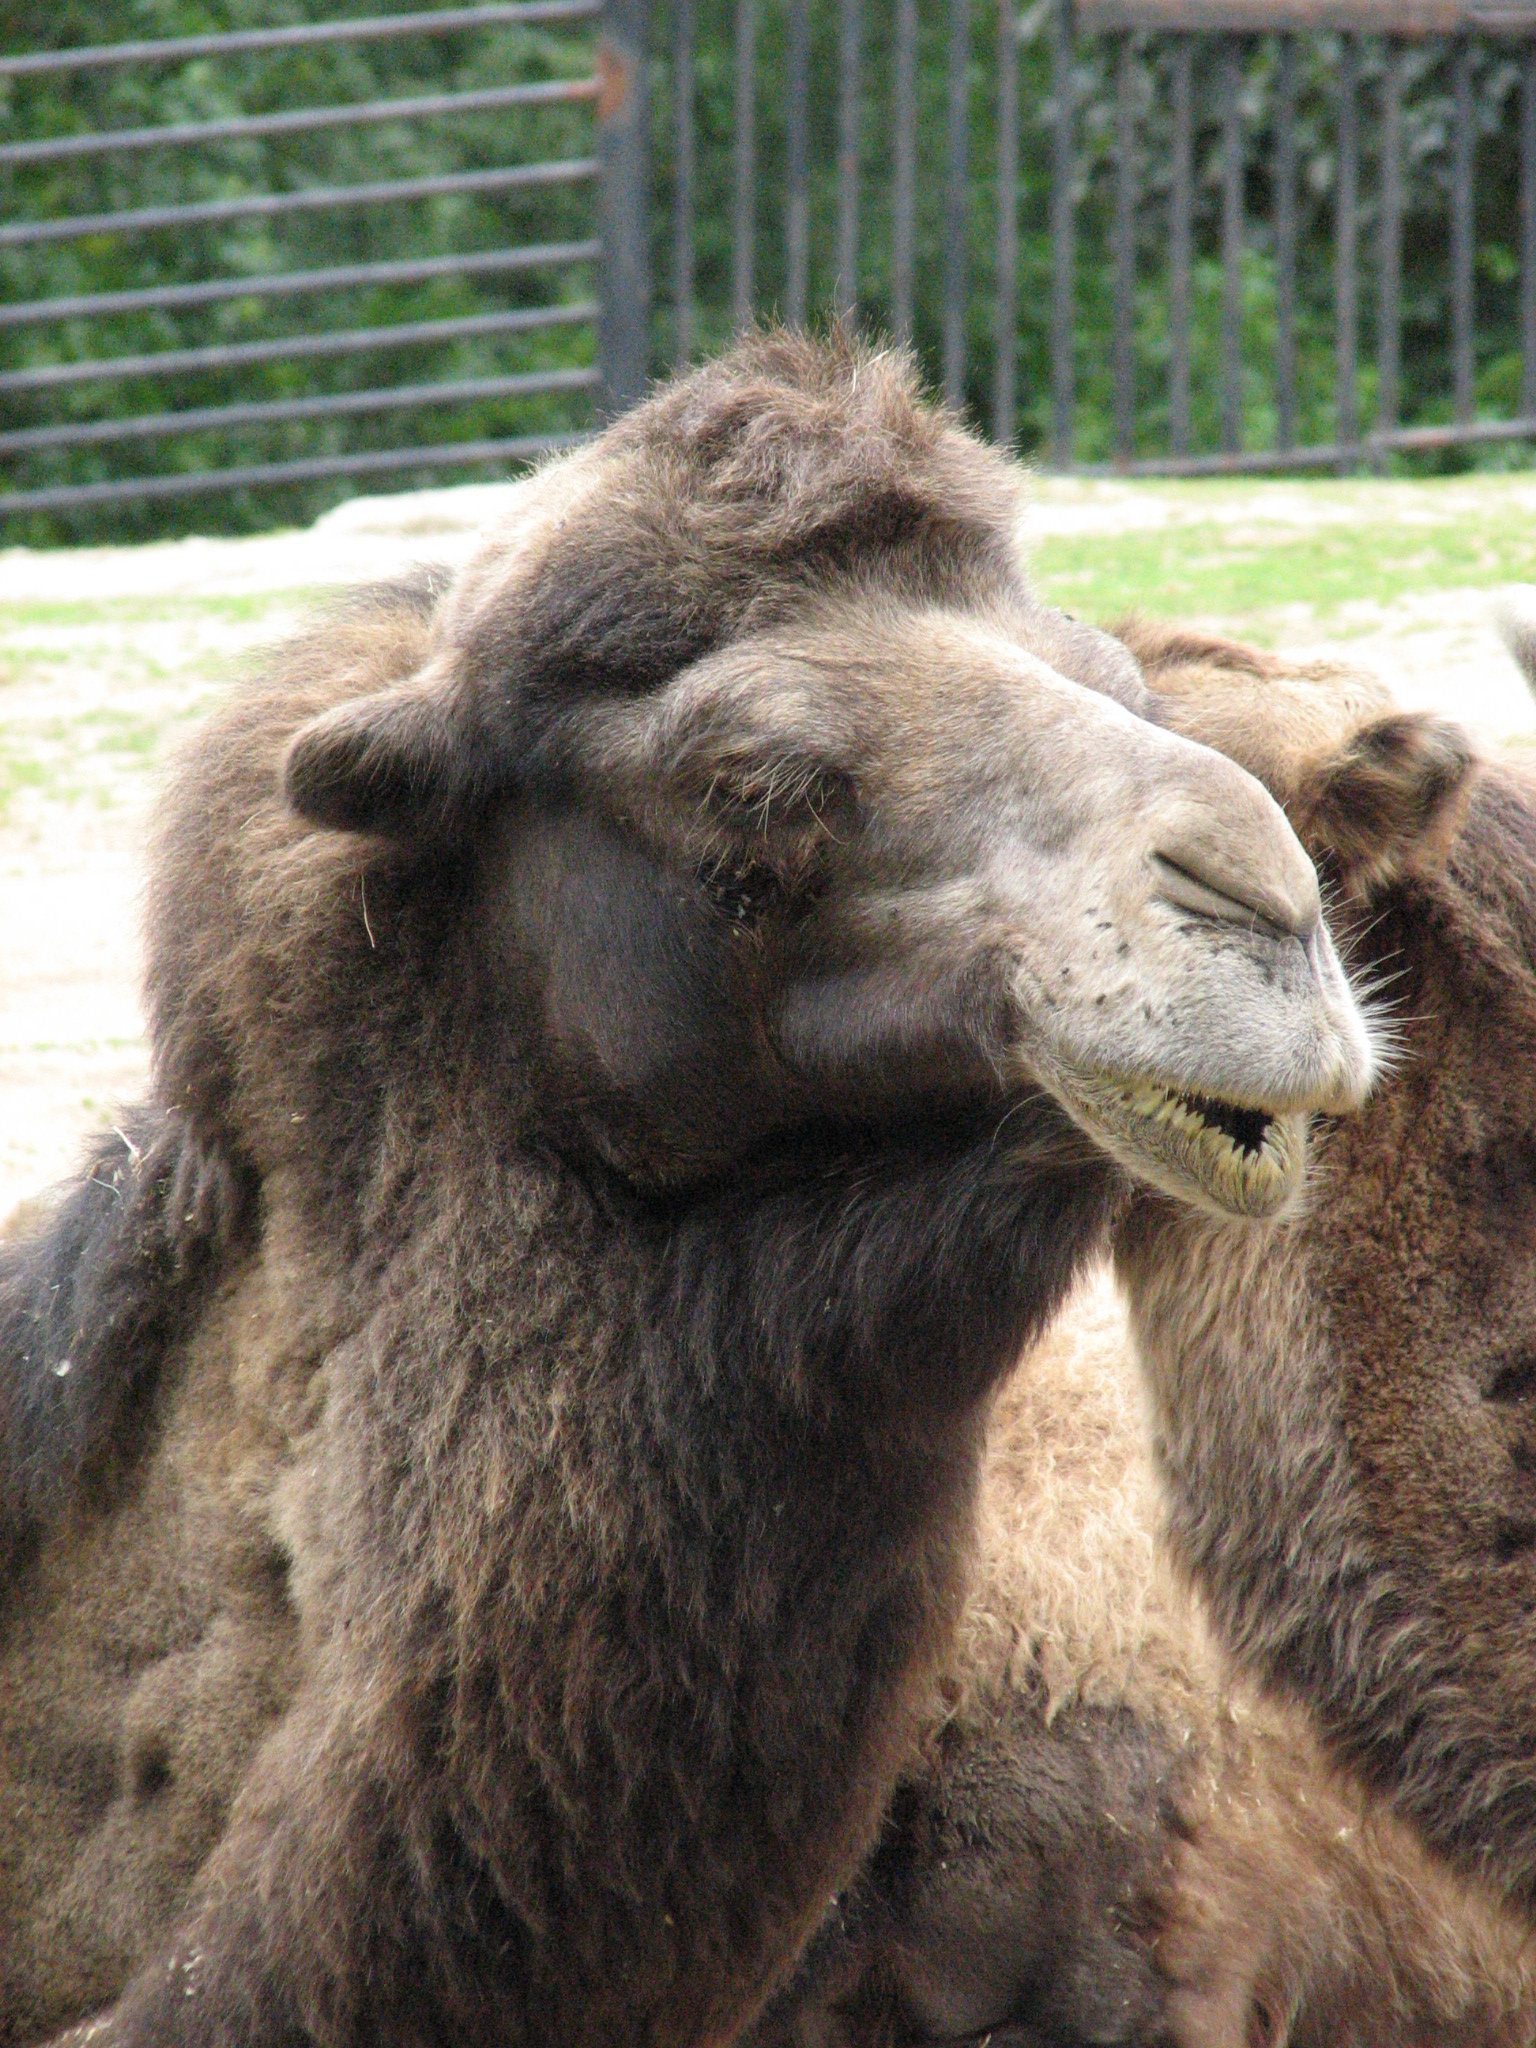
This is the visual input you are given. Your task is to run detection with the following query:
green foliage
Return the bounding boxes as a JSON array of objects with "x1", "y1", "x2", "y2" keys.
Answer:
[
  {"x1": 652, "y1": 14, "x2": 1536, "y2": 467},
  {"x1": 0, "y1": 0, "x2": 600, "y2": 543},
  {"x1": 3, "y1": 0, "x2": 1536, "y2": 545}
]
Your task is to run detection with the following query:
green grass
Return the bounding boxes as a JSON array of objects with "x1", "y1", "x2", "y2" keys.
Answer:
[
  {"x1": 0, "y1": 589, "x2": 324, "y2": 630},
  {"x1": 0, "y1": 696, "x2": 230, "y2": 821},
  {"x1": 74, "y1": 707, "x2": 180, "y2": 757},
  {"x1": 12, "y1": 1040, "x2": 144, "y2": 1057},
  {"x1": 1026, "y1": 477, "x2": 1536, "y2": 629},
  {"x1": 0, "y1": 753, "x2": 50, "y2": 823}
]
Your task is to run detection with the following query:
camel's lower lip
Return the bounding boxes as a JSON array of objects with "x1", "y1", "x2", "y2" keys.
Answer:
[{"x1": 1057, "y1": 1068, "x2": 1307, "y2": 1218}]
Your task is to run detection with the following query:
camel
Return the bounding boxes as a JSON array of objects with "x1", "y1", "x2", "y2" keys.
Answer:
[
  {"x1": 0, "y1": 334, "x2": 1368, "y2": 2048},
  {"x1": 1125, "y1": 620, "x2": 1536, "y2": 1909},
  {"x1": 755, "y1": 628, "x2": 1536, "y2": 2048}
]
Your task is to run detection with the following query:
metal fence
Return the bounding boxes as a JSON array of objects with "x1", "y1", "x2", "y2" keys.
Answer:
[
  {"x1": 674, "y1": 0, "x2": 1536, "y2": 473},
  {"x1": 8, "y1": 0, "x2": 1536, "y2": 528},
  {"x1": 1058, "y1": 0, "x2": 1536, "y2": 473},
  {"x1": 0, "y1": 0, "x2": 648, "y2": 524}
]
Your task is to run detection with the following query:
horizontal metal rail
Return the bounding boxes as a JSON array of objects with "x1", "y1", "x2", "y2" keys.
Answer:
[
  {"x1": 0, "y1": 159, "x2": 599, "y2": 251},
  {"x1": 0, "y1": 301, "x2": 598, "y2": 396},
  {"x1": 0, "y1": 369, "x2": 600, "y2": 456},
  {"x1": 1078, "y1": 0, "x2": 1536, "y2": 29},
  {"x1": 0, "y1": 241, "x2": 601, "y2": 330},
  {"x1": 0, "y1": 77, "x2": 597, "y2": 169},
  {"x1": 1380, "y1": 413, "x2": 1536, "y2": 450},
  {"x1": 0, "y1": 2, "x2": 600, "y2": 78},
  {"x1": 0, "y1": 433, "x2": 589, "y2": 516},
  {"x1": 1082, "y1": 413, "x2": 1536, "y2": 477}
]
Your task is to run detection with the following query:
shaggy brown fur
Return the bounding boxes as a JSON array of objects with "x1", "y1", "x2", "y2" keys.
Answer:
[
  {"x1": 0, "y1": 338, "x2": 1350, "y2": 2048},
  {"x1": 1120, "y1": 625, "x2": 1536, "y2": 1907},
  {"x1": 758, "y1": 1279, "x2": 1536, "y2": 2048},
  {"x1": 754, "y1": 635, "x2": 1536, "y2": 2048}
]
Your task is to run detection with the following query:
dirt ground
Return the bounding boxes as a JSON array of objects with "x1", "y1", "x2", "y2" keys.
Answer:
[{"x1": 3, "y1": 472, "x2": 1534, "y2": 1226}]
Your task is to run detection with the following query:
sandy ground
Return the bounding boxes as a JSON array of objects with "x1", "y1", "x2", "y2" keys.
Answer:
[
  {"x1": 1016, "y1": 473, "x2": 1536, "y2": 745},
  {"x1": 3, "y1": 473, "x2": 1535, "y2": 1225},
  {"x1": 0, "y1": 487, "x2": 495, "y2": 1222}
]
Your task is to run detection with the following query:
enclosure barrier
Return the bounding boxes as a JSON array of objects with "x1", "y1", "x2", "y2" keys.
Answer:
[
  {"x1": 1059, "y1": 0, "x2": 1536, "y2": 471},
  {"x1": 676, "y1": 0, "x2": 1536, "y2": 472},
  {"x1": 8, "y1": 0, "x2": 1536, "y2": 526},
  {"x1": 0, "y1": 1, "x2": 648, "y2": 522}
]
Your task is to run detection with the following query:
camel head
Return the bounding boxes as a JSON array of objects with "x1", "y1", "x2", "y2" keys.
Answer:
[
  {"x1": 1111, "y1": 624, "x2": 1536, "y2": 1902},
  {"x1": 259, "y1": 336, "x2": 1371, "y2": 1215}
]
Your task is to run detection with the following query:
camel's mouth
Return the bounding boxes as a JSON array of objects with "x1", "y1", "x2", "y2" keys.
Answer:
[{"x1": 1054, "y1": 1066, "x2": 1306, "y2": 1219}]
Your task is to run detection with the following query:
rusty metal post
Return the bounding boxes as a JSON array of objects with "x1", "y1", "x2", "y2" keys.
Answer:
[
  {"x1": 1451, "y1": 32, "x2": 1475, "y2": 425},
  {"x1": 1335, "y1": 31, "x2": 1358, "y2": 453},
  {"x1": 1219, "y1": 36, "x2": 1242, "y2": 455},
  {"x1": 1050, "y1": 0, "x2": 1075, "y2": 465},
  {"x1": 994, "y1": 0, "x2": 1018, "y2": 444},
  {"x1": 1275, "y1": 32, "x2": 1297, "y2": 450},
  {"x1": 943, "y1": 0, "x2": 971, "y2": 408},
  {"x1": 1379, "y1": 38, "x2": 1403, "y2": 437},
  {"x1": 1113, "y1": 32, "x2": 1136, "y2": 461},
  {"x1": 672, "y1": 0, "x2": 694, "y2": 363},
  {"x1": 733, "y1": 0, "x2": 758, "y2": 324},
  {"x1": 837, "y1": 0, "x2": 862, "y2": 314},
  {"x1": 786, "y1": 0, "x2": 809, "y2": 322},
  {"x1": 599, "y1": 0, "x2": 650, "y2": 414},
  {"x1": 893, "y1": 0, "x2": 917, "y2": 341},
  {"x1": 1169, "y1": 34, "x2": 1192, "y2": 456}
]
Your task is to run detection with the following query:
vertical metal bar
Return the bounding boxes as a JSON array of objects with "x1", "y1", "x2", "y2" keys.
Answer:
[
  {"x1": 1220, "y1": 36, "x2": 1243, "y2": 454},
  {"x1": 1170, "y1": 35, "x2": 1192, "y2": 456},
  {"x1": 944, "y1": 0, "x2": 971, "y2": 406},
  {"x1": 1451, "y1": 32, "x2": 1475, "y2": 425},
  {"x1": 893, "y1": 0, "x2": 917, "y2": 342},
  {"x1": 1335, "y1": 31, "x2": 1358, "y2": 452},
  {"x1": 599, "y1": 0, "x2": 651, "y2": 414},
  {"x1": 994, "y1": 0, "x2": 1019, "y2": 444},
  {"x1": 837, "y1": 0, "x2": 862, "y2": 315},
  {"x1": 1275, "y1": 33, "x2": 1296, "y2": 450},
  {"x1": 786, "y1": 0, "x2": 810, "y2": 323},
  {"x1": 732, "y1": 0, "x2": 757, "y2": 325},
  {"x1": 672, "y1": 0, "x2": 694, "y2": 363},
  {"x1": 1113, "y1": 33, "x2": 1136, "y2": 461},
  {"x1": 1051, "y1": 0, "x2": 1076, "y2": 465},
  {"x1": 1379, "y1": 38, "x2": 1402, "y2": 435},
  {"x1": 1522, "y1": 41, "x2": 1535, "y2": 415}
]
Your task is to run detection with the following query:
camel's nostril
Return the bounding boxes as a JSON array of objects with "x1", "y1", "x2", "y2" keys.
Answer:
[
  {"x1": 1150, "y1": 850, "x2": 1317, "y2": 945},
  {"x1": 1147, "y1": 766, "x2": 1323, "y2": 944}
]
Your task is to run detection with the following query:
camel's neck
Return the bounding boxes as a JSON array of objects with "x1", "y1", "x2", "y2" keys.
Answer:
[
  {"x1": 1114, "y1": 1199, "x2": 1536, "y2": 1905},
  {"x1": 1116, "y1": 1204, "x2": 1359, "y2": 1675},
  {"x1": 416, "y1": 1090, "x2": 1118, "y2": 1436},
  {"x1": 643, "y1": 1101, "x2": 1114, "y2": 1428},
  {"x1": 290, "y1": 1099, "x2": 1116, "y2": 2045}
]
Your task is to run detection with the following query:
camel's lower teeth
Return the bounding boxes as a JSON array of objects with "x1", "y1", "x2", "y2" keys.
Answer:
[
  {"x1": 1119, "y1": 1082, "x2": 1275, "y2": 1162},
  {"x1": 1055, "y1": 1061, "x2": 1302, "y2": 1217},
  {"x1": 1178, "y1": 1090, "x2": 1273, "y2": 1159}
]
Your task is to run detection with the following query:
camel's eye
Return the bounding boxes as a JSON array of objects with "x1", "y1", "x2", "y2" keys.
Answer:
[
  {"x1": 1481, "y1": 1350, "x2": 1536, "y2": 1406},
  {"x1": 696, "y1": 853, "x2": 785, "y2": 928}
]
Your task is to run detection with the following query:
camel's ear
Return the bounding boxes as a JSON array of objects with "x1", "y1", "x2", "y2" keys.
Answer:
[
  {"x1": 1289, "y1": 713, "x2": 1476, "y2": 900},
  {"x1": 1119, "y1": 620, "x2": 1396, "y2": 805},
  {"x1": 283, "y1": 661, "x2": 498, "y2": 840},
  {"x1": 1116, "y1": 622, "x2": 1476, "y2": 901}
]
